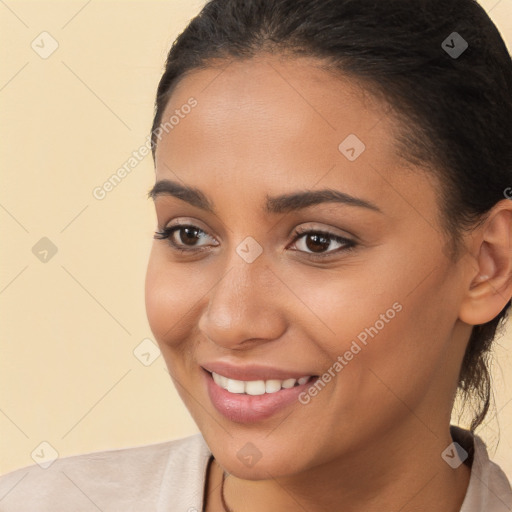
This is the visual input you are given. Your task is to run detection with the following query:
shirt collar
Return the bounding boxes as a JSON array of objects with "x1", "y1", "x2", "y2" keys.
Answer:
[{"x1": 452, "y1": 425, "x2": 512, "y2": 511}]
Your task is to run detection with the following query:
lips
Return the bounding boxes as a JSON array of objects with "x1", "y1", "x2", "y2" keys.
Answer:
[
  {"x1": 200, "y1": 360, "x2": 318, "y2": 381},
  {"x1": 200, "y1": 361, "x2": 320, "y2": 422},
  {"x1": 203, "y1": 369, "x2": 318, "y2": 422}
]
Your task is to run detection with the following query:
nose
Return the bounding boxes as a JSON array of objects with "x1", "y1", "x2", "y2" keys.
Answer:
[{"x1": 197, "y1": 253, "x2": 287, "y2": 350}]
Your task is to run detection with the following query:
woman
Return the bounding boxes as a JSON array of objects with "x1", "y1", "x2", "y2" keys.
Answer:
[{"x1": 1, "y1": 0, "x2": 511, "y2": 510}]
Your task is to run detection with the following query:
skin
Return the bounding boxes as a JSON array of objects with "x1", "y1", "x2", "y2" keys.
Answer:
[{"x1": 145, "y1": 54, "x2": 512, "y2": 511}]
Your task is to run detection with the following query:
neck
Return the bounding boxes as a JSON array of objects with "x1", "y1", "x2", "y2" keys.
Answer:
[{"x1": 213, "y1": 420, "x2": 471, "y2": 512}]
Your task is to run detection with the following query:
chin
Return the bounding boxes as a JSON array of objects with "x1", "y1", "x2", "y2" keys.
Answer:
[{"x1": 204, "y1": 432, "x2": 313, "y2": 480}]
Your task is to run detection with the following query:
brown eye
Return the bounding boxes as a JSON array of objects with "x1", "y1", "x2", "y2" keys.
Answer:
[
  {"x1": 290, "y1": 229, "x2": 357, "y2": 258},
  {"x1": 302, "y1": 233, "x2": 331, "y2": 253},
  {"x1": 153, "y1": 224, "x2": 217, "y2": 252},
  {"x1": 176, "y1": 226, "x2": 202, "y2": 246}
]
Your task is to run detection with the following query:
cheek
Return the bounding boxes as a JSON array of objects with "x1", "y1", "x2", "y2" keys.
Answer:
[
  {"x1": 289, "y1": 265, "x2": 403, "y2": 354},
  {"x1": 145, "y1": 247, "x2": 203, "y2": 345},
  {"x1": 340, "y1": 281, "x2": 455, "y2": 416},
  {"x1": 297, "y1": 265, "x2": 452, "y2": 403}
]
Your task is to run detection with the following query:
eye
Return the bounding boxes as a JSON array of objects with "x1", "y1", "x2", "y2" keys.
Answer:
[
  {"x1": 289, "y1": 228, "x2": 357, "y2": 259},
  {"x1": 153, "y1": 224, "x2": 218, "y2": 253},
  {"x1": 154, "y1": 223, "x2": 357, "y2": 259}
]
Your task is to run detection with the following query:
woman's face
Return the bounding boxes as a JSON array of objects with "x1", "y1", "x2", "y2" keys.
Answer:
[{"x1": 145, "y1": 55, "x2": 473, "y2": 478}]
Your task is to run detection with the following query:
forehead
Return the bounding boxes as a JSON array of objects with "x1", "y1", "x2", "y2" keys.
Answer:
[
  {"x1": 156, "y1": 56, "x2": 396, "y2": 170},
  {"x1": 153, "y1": 54, "x2": 437, "y2": 224},
  {"x1": 157, "y1": 55, "x2": 393, "y2": 163}
]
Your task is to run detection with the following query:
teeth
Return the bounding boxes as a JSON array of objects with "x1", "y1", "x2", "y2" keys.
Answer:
[
  {"x1": 265, "y1": 380, "x2": 282, "y2": 393},
  {"x1": 211, "y1": 371, "x2": 313, "y2": 395},
  {"x1": 212, "y1": 372, "x2": 223, "y2": 386},
  {"x1": 246, "y1": 381, "x2": 266, "y2": 395},
  {"x1": 226, "y1": 379, "x2": 245, "y2": 394},
  {"x1": 281, "y1": 378, "x2": 296, "y2": 389}
]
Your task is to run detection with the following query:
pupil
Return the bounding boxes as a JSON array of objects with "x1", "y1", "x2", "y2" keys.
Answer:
[
  {"x1": 306, "y1": 234, "x2": 329, "y2": 253},
  {"x1": 182, "y1": 227, "x2": 199, "y2": 245}
]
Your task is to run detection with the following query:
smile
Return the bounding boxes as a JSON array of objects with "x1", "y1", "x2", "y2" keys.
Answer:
[
  {"x1": 211, "y1": 371, "x2": 314, "y2": 395},
  {"x1": 203, "y1": 368, "x2": 320, "y2": 423}
]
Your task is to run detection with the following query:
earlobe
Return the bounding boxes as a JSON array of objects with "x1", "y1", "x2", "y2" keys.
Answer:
[{"x1": 458, "y1": 202, "x2": 512, "y2": 326}]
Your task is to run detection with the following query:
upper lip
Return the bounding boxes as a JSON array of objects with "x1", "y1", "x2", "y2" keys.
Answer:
[{"x1": 201, "y1": 361, "x2": 317, "y2": 381}]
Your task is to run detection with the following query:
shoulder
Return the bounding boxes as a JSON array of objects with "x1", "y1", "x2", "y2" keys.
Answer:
[
  {"x1": 0, "y1": 433, "x2": 209, "y2": 512},
  {"x1": 452, "y1": 426, "x2": 512, "y2": 512},
  {"x1": 468, "y1": 435, "x2": 512, "y2": 512}
]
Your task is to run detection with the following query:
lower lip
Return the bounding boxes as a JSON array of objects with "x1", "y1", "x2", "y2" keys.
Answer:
[{"x1": 203, "y1": 369, "x2": 318, "y2": 423}]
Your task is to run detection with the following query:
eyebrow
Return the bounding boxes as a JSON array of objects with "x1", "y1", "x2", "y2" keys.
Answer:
[{"x1": 147, "y1": 179, "x2": 382, "y2": 215}]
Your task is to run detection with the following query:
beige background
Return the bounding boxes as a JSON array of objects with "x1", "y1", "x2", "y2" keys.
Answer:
[{"x1": 1, "y1": 0, "x2": 511, "y2": 480}]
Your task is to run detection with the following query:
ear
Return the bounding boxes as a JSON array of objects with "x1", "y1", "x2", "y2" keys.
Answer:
[{"x1": 458, "y1": 199, "x2": 512, "y2": 326}]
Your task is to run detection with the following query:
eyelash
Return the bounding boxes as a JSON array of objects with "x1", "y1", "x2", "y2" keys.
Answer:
[{"x1": 154, "y1": 224, "x2": 357, "y2": 259}]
